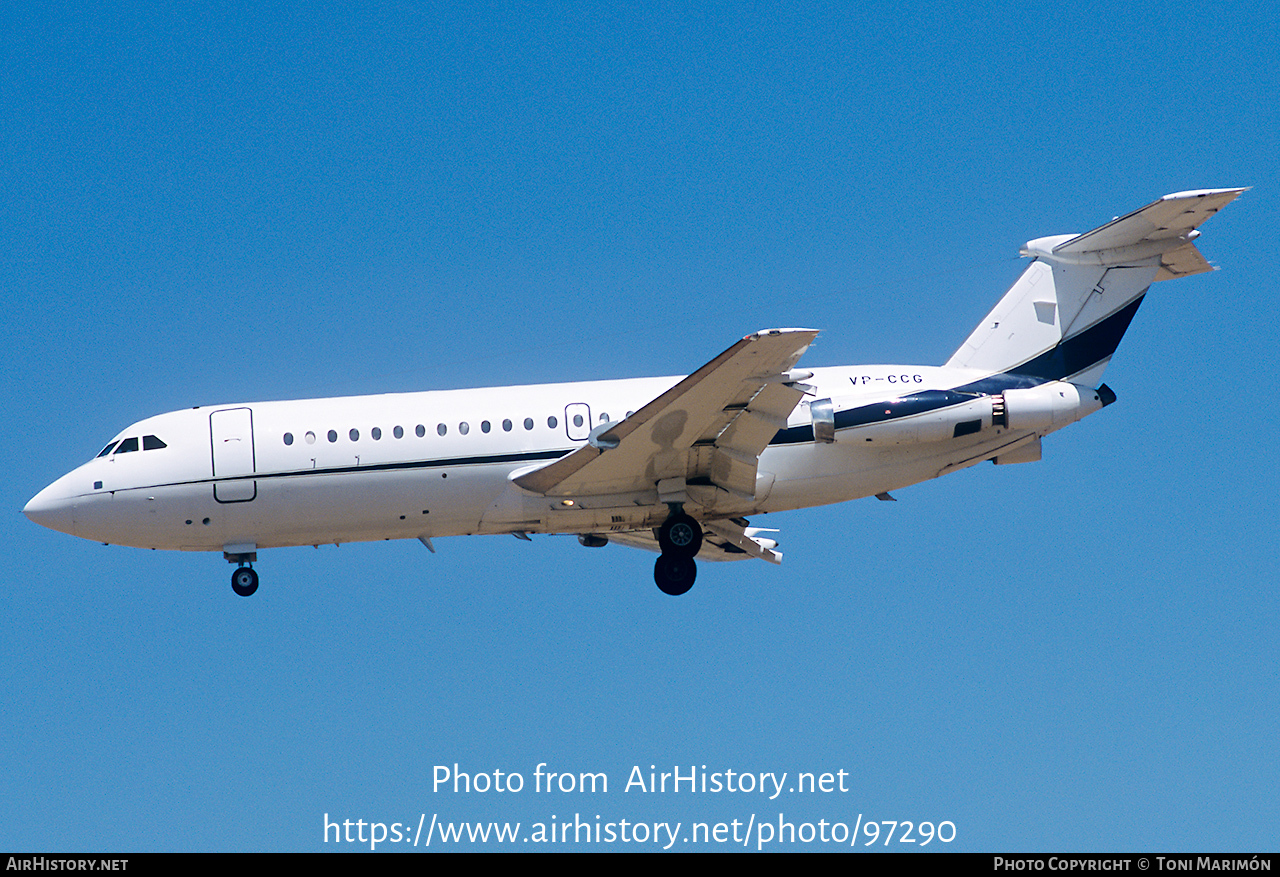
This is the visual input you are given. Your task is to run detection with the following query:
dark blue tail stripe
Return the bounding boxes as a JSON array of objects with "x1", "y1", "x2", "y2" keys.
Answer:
[{"x1": 1003, "y1": 294, "x2": 1144, "y2": 383}]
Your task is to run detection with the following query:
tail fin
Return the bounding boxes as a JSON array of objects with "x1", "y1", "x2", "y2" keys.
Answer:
[{"x1": 946, "y1": 188, "x2": 1245, "y2": 386}]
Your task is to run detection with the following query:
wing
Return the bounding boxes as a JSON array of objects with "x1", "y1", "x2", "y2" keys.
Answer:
[
  {"x1": 605, "y1": 518, "x2": 782, "y2": 564},
  {"x1": 512, "y1": 328, "x2": 818, "y2": 500}
]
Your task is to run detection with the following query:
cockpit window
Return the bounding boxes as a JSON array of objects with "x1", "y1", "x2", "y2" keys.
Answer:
[
  {"x1": 114, "y1": 437, "x2": 139, "y2": 454},
  {"x1": 96, "y1": 441, "x2": 119, "y2": 458},
  {"x1": 142, "y1": 435, "x2": 167, "y2": 450}
]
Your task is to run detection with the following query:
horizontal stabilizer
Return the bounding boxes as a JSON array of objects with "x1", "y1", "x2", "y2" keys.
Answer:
[{"x1": 1021, "y1": 188, "x2": 1245, "y2": 279}]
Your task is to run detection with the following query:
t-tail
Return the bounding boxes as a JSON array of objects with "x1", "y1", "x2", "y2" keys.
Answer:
[{"x1": 946, "y1": 188, "x2": 1246, "y2": 388}]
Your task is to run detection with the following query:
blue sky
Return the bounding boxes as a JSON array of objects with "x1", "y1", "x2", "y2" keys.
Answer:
[{"x1": 3, "y1": 2, "x2": 1277, "y2": 852}]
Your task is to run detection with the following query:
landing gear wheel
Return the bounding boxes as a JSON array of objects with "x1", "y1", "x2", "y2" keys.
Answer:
[
  {"x1": 231, "y1": 566, "x2": 259, "y2": 597},
  {"x1": 658, "y1": 513, "x2": 703, "y2": 558},
  {"x1": 654, "y1": 554, "x2": 697, "y2": 596}
]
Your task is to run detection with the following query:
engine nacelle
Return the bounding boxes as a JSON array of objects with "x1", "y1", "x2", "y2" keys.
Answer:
[
  {"x1": 1001, "y1": 382, "x2": 1105, "y2": 433},
  {"x1": 816, "y1": 390, "x2": 996, "y2": 445},
  {"x1": 812, "y1": 381, "x2": 1106, "y2": 445}
]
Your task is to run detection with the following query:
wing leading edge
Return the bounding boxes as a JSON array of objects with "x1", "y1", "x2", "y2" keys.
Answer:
[{"x1": 512, "y1": 328, "x2": 818, "y2": 500}]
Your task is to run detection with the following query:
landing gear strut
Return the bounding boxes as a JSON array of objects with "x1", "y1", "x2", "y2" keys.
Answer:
[
  {"x1": 231, "y1": 565, "x2": 259, "y2": 597},
  {"x1": 654, "y1": 510, "x2": 702, "y2": 595}
]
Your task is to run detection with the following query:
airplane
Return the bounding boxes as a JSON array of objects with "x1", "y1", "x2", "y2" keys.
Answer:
[{"x1": 24, "y1": 188, "x2": 1244, "y2": 597}]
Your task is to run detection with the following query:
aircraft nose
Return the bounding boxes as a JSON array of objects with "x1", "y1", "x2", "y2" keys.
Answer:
[{"x1": 23, "y1": 478, "x2": 78, "y2": 537}]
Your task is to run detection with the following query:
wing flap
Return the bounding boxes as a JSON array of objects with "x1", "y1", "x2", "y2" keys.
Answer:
[
  {"x1": 716, "y1": 381, "x2": 804, "y2": 451},
  {"x1": 706, "y1": 380, "x2": 810, "y2": 496},
  {"x1": 602, "y1": 518, "x2": 781, "y2": 563},
  {"x1": 703, "y1": 519, "x2": 782, "y2": 564}
]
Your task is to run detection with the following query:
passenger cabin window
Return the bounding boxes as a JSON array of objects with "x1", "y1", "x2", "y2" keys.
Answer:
[
  {"x1": 142, "y1": 435, "x2": 167, "y2": 450},
  {"x1": 114, "y1": 437, "x2": 139, "y2": 454}
]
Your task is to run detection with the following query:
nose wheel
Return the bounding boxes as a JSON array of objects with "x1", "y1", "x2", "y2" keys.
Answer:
[
  {"x1": 231, "y1": 566, "x2": 259, "y2": 597},
  {"x1": 654, "y1": 512, "x2": 702, "y2": 595}
]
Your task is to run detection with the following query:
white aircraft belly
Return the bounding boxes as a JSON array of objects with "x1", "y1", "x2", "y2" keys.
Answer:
[{"x1": 760, "y1": 430, "x2": 1041, "y2": 513}]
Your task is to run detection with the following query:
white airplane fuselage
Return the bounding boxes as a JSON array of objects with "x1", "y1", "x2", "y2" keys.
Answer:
[{"x1": 24, "y1": 364, "x2": 1098, "y2": 554}]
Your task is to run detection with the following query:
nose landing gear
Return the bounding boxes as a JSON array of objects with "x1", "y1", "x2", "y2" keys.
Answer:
[
  {"x1": 224, "y1": 545, "x2": 260, "y2": 597},
  {"x1": 231, "y1": 565, "x2": 259, "y2": 597}
]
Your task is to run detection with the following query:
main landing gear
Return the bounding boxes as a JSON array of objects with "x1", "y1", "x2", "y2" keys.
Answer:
[{"x1": 654, "y1": 511, "x2": 703, "y2": 596}]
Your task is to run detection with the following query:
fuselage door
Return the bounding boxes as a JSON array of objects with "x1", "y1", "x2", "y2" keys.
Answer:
[
  {"x1": 565, "y1": 403, "x2": 592, "y2": 441},
  {"x1": 210, "y1": 407, "x2": 257, "y2": 502}
]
